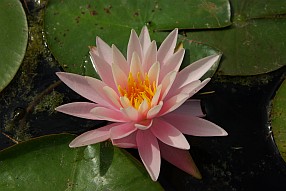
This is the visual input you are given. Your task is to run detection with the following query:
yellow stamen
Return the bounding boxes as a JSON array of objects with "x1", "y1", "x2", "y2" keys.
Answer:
[{"x1": 118, "y1": 72, "x2": 156, "y2": 109}]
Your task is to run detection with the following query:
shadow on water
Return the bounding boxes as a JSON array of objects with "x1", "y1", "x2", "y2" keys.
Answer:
[{"x1": 160, "y1": 66, "x2": 286, "y2": 191}]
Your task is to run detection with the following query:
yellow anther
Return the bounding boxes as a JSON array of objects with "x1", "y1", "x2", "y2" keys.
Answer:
[{"x1": 118, "y1": 72, "x2": 156, "y2": 109}]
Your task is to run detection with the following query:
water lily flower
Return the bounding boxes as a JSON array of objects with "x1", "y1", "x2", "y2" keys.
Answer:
[{"x1": 56, "y1": 26, "x2": 227, "y2": 181}]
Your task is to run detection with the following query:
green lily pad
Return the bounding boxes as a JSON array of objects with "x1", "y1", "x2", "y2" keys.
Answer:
[
  {"x1": 187, "y1": 0, "x2": 286, "y2": 76},
  {"x1": 0, "y1": 134, "x2": 163, "y2": 190},
  {"x1": 271, "y1": 79, "x2": 286, "y2": 163},
  {"x1": 0, "y1": 0, "x2": 28, "y2": 92},
  {"x1": 179, "y1": 37, "x2": 222, "y2": 79},
  {"x1": 44, "y1": 0, "x2": 230, "y2": 77}
]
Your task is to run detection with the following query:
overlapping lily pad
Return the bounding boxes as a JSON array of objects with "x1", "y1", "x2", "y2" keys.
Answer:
[
  {"x1": 0, "y1": 134, "x2": 162, "y2": 190},
  {"x1": 0, "y1": 0, "x2": 28, "y2": 92},
  {"x1": 271, "y1": 79, "x2": 286, "y2": 162},
  {"x1": 187, "y1": 0, "x2": 286, "y2": 76},
  {"x1": 44, "y1": 0, "x2": 230, "y2": 77}
]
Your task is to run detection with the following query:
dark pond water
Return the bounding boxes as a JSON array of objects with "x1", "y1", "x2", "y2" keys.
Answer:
[{"x1": 1, "y1": 1, "x2": 286, "y2": 191}]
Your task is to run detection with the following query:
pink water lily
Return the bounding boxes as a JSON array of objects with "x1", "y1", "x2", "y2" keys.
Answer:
[{"x1": 56, "y1": 26, "x2": 227, "y2": 181}]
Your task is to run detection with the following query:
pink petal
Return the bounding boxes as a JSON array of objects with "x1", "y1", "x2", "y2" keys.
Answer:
[
  {"x1": 151, "y1": 85, "x2": 162, "y2": 107},
  {"x1": 56, "y1": 72, "x2": 112, "y2": 108},
  {"x1": 127, "y1": 29, "x2": 142, "y2": 66},
  {"x1": 136, "y1": 130, "x2": 161, "y2": 181},
  {"x1": 151, "y1": 118, "x2": 190, "y2": 149},
  {"x1": 110, "y1": 122, "x2": 137, "y2": 139},
  {"x1": 159, "y1": 93, "x2": 189, "y2": 116},
  {"x1": 159, "y1": 141, "x2": 202, "y2": 179},
  {"x1": 89, "y1": 50, "x2": 117, "y2": 91},
  {"x1": 138, "y1": 99, "x2": 149, "y2": 116},
  {"x1": 111, "y1": 62, "x2": 128, "y2": 89},
  {"x1": 96, "y1": 36, "x2": 112, "y2": 64},
  {"x1": 130, "y1": 52, "x2": 143, "y2": 76},
  {"x1": 157, "y1": 28, "x2": 178, "y2": 65},
  {"x1": 188, "y1": 78, "x2": 211, "y2": 98},
  {"x1": 90, "y1": 107, "x2": 129, "y2": 122},
  {"x1": 103, "y1": 86, "x2": 121, "y2": 108},
  {"x1": 147, "y1": 62, "x2": 160, "y2": 87},
  {"x1": 147, "y1": 101, "x2": 163, "y2": 119},
  {"x1": 69, "y1": 123, "x2": 117, "y2": 147},
  {"x1": 120, "y1": 106, "x2": 139, "y2": 121},
  {"x1": 160, "y1": 71, "x2": 177, "y2": 100},
  {"x1": 159, "y1": 48, "x2": 185, "y2": 82},
  {"x1": 166, "y1": 80, "x2": 201, "y2": 99},
  {"x1": 172, "y1": 99, "x2": 205, "y2": 117},
  {"x1": 143, "y1": 41, "x2": 157, "y2": 72},
  {"x1": 172, "y1": 54, "x2": 220, "y2": 89},
  {"x1": 163, "y1": 113, "x2": 228, "y2": 136},
  {"x1": 112, "y1": 45, "x2": 129, "y2": 75},
  {"x1": 112, "y1": 131, "x2": 137, "y2": 148},
  {"x1": 120, "y1": 96, "x2": 131, "y2": 108},
  {"x1": 56, "y1": 102, "x2": 99, "y2": 120},
  {"x1": 135, "y1": 119, "x2": 153, "y2": 130},
  {"x1": 139, "y1": 26, "x2": 151, "y2": 56}
]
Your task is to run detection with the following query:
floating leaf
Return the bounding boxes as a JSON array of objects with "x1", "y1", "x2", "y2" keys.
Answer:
[
  {"x1": 44, "y1": 0, "x2": 230, "y2": 77},
  {"x1": 0, "y1": 134, "x2": 163, "y2": 190},
  {"x1": 187, "y1": 0, "x2": 286, "y2": 76},
  {"x1": 179, "y1": 36, "x2": 222, "y2": 79},
  {"x1": 271, "y1": 79, "x2": 286, "y2": 163},
  {"x1": 0, "y1": 0, "x2": 28, "y2": 92}
]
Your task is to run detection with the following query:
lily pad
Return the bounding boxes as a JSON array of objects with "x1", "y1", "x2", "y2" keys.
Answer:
[
  {"x1": 187, "y1": 0, "x2": 286, "y2": 76},
  {"x1": 0, "y1": 134, "x2": 163, "y2": 190},
  {"x1": 0, "y1": 0, "x2": 28, "y2": 92},
  {"x1": 179, "y1": 37, "x2": 222, "y2": 79},
  {"x1": 271, "y1": 79, "x2": 286, "y2": 163},
  {"x1": 44, "y1": 0, "x2": 230, "y2": 77}
]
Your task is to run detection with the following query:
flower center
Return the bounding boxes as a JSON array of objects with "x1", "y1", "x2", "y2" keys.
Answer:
[{"x1": 118, "y1": 72, "x2": 156, "y2": 109}]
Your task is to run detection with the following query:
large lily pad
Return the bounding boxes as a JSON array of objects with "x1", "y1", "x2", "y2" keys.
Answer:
[
  {"x1": 187, "y1": 0, "x2": 286, "y2": 76},
  {"x1": 0, "y1": 0, "x2": 28, "y2": 92},
  {"x1": 44, "y1": 0, "x2": 230, "y2": 77},
  {"x1": 271, "y1": 79, "x2": 286, "y2": 162},
  {"x1": 0, "y1": 134, "x2": 162, "y2": 190}
]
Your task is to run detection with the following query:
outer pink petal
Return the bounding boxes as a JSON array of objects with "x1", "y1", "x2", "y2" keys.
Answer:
[
  {"x1": 56, "y1": 102, "x2": 99, "y2": 120},
  {"x1": 90, "y1": 107, "x2": 129, "y2": 122},
  {"x1": 159, "y1": 141, "x2": 202, "y2": 179},
  {"x1": 172, "y1": 54, "x2": 220, "y2": 89},
  {"x1": 112, "y1": 45, "x2": 129, "y2": 75},
  {"x1": 159, "y1": 93, "x2": 189, "y2": 116},
  {"x1": 163, "y1": 113, "x2": 228, "y2": 136},
  {"x1": 96, "y1": 36, "x2": 112, "y2": 64},
  {"x1": 166, "y1": 80, "x2": 201, "y2": 99},
  {"x1": 136, "y1": 130, "x2": 161, "y2": 181},
  {"x1": 157, "y1": 28, "x2": 178, "y2": 65},
  {"x1": 143, "y1": 41, "x2": 157, "y2": 72},
  {"x1": 135, "y1": 119, "x2": 153, "y2": 130},
  {"x1": 56, "y1": 72, "x2": 112, "y2": 108},
  {"x1": 159, "y1": 71, "x2": 177, "y2": 100},
  {"x1": 110, "y1": 122, "x2": 137, "y2": 139},
  {"x1": 159, "y1": 48, "x2": 185, "y2": 82},
  {"x1": 172, "y1": 99, "x2": 205, "y2": 117},
  {"x1": 69, "y1": 123, "x2": 118, "y2": 147},
  {"x1": 112, "y1": 131, "x2": 137, "y2": 148},
  {"x1": 151, "y1": 118, "x2": 190, "y2": 149},
  {"x1": 127, "y1": 29, "x2": 142, "y2": 65},
  {"x1": 139, "y1": 26, "x2": 151, "y2": 56},
  {"x1": 89, "y1": 48, "x2": 117, "y2": 91}
]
